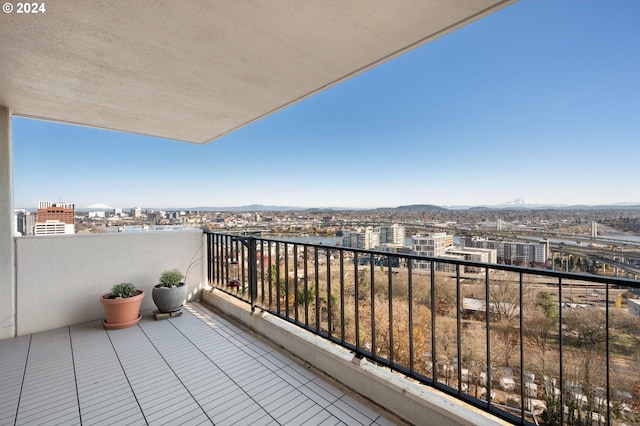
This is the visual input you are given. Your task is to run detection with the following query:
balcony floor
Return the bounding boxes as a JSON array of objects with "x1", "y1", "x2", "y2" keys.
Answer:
[{"x1": 0, "y1": 303, "x2": 398, "y2": 426}]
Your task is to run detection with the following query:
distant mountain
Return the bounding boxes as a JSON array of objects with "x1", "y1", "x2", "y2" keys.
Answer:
[
  {"x1": 394, "y1": 204, "x2": 448, "y2": 212},
  {"x1": 86, "y1": 203, "x2": 114, "y2": 210},
  {"x1": 73, "y1": 201, "x2": 640, "y2": 213},
  {"x1": 184, "y1": 204, "x2": 309, "y2": 212},
  {"x1": 505, "y1": 197, "x2": 530, "y2": 206}
]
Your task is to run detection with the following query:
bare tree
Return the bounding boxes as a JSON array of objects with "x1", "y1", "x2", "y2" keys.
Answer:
[{"x1": 488, "y1": 275, "x2": 530, "y2": 322}]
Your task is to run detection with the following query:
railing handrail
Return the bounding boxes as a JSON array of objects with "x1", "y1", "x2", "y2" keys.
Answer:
[{"x1": 205, "y1": 230, "x2": 640, "y2": 289}]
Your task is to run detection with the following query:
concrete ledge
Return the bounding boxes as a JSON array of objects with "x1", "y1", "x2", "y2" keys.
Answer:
[{"x1": 202, "y1": 289, "x2": 509, "y2": 426}]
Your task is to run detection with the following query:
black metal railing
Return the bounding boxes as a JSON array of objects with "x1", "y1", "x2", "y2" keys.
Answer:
[{"x1": 205, "y1": 232, "x2": 640, "y2": 425}]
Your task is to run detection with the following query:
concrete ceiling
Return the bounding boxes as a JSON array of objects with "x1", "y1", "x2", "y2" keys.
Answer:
[{"x1": 0, "y1": 0, "x2": 516, "y2": 144}]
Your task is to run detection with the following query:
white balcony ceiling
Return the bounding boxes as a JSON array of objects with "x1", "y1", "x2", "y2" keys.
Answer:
[{"x1": 0, "y1": 0, "x2": 516, "y2": 144}]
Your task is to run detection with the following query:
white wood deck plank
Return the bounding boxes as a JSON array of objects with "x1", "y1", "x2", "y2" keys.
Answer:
[{"x1": 2, "y1": 303, "x2": 398, "y2": 426}]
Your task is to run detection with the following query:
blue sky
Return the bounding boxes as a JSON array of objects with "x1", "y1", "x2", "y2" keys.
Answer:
[{"x1": 12, "y1": 0, "x2": 640, "y2": 210}]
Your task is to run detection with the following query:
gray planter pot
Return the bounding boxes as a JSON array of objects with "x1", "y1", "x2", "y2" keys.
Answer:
[{"x1": 152, "y1": 283, "x2": 188, "y2": 313}]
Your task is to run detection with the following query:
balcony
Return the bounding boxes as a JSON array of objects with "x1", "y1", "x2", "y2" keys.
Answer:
[
  {"x1": 3, "y1": 229, "x2": 639, "y2": 424},
  {"x1": 204, "y1": 232, "x2": 640, "y2": 425},
  {"x1": 4, "y1": 230, "x2": 515, "y2": 425}
]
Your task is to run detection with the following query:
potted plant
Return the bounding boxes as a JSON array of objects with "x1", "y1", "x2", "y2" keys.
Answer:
[
  {"x1": 152, "y1": 268, "x2": 188, "y2": 314},
  {"x1": 100, "y1": 283, "x2": 144, "y2": 329}
]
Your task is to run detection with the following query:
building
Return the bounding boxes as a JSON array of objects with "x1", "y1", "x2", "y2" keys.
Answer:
[
  {"x1": 342, "y1": 227, "x2": 380, "y2": 250},
  {"x1": 629, "y1": 298, "x2": 640, "y2": 318},
  {"x1": 36, "y1": 201, "x2": 74, "y2": 224},
  {"x1": 379, "y1": 224, "x2": 405, "y2": 245},
  {"x1": 443, "y1": 246, "x2": 498, "y2": 273},
  {"x1": 14, "y1": 210, "x2": 34, "y2": 236},
  {"x1": 412, "y1": 232, "x2": 452, "y2": 271},
  {"x1": 131, "y1": 207, "x2": 142, "y2": 218},
  {"x1": 34, "y1": 201, "x2": 75, "y2": 235},
  {"x1": 462, "y1": 236, "x2": 547, "y2": 268},
  {"x1": 33, "y1": 220, "x2": 75, "y2": 235}
]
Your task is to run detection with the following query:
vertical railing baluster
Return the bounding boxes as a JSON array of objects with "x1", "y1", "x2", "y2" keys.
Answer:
[
  {"x1": 456, "y1": 263, "x2": 462, "y2": 393},
  {"x1": 304, "y1": 245, "x2": 309, "y2": 328},
  {"x1": 259, "y1": 240, "x2": 265, "y2": 306},
  {"x1": 206, "y1": 233, "x2": 212, "y2": 286},
  {"x1": 268, "y1": 241, "x2": 273, "y2": 310},
  {"x1": 240, "y1": 239, "x2": 246, "y2": 297},
  {"x1": 606, "y1": 281, "x2": 611, "y2": 425},
  {"x1": 214, "y1": 233, "x2": 219, "y2": 286},
  {"x1": 558, "y1": 277, "x2": 564, "y2": 421},
  {"x1": 327, "y1": 248, "x2": 332, "y2": 337},
  {"x1": 248, "y1": 237, "x2": 257, "y2": 311},
  {"x1": 215, "y1": 234, "x2": 219, "y2": 286},
  {"x1": 339, "y1": 250, "x2": 345, "y2": 343},
  {"x1": 519, "y1": 271, "x2": 525, "y2": 422},
  {"x1": 293, "y1": 244, "x2": 299, "y2": 323},
  {"x1": 276, "y1": 243, "x2": 281, "y2": 316},
  {"x1": 431, "y1": 260, "x2": 436, "y2": 382},
  {"x1": 314, "y1": 247, "x2": 320, "y2": 333},
  {"x1": 388, "y1": 255, "x2": 394, "y2": 366},
  {"x1": 284, "y1": 242, "x2": 289, "y2": 319},
  {"x1": 354, "y1": 252, "x2": 360, "y2": 355},
  {"x1": 485, "y1": 267, "x2": 491, "y2": 407},
  {"x1": 370, "y1": 252, "x2": 376, "y2": 358},
  {"x1": 224, "y1": 235, "x2": 230, "y2": 287},
  {"x1": 408, "y1": 258, "x2": 414, "y2": 374}
]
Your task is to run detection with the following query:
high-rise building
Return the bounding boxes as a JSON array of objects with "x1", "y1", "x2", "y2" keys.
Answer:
[
  {"x1": 342, "y1": 227, "x2": 380, "y2": 249},
  {"x1": 36, "y1": 201, "x2": 75, "y2": 224},
  {"x1": 14, "y1": 210, "x2": 35, "y2": 236},
  {"x1": 412, "y1": 232, "x2": 452, "y2": 271},
  {"x1": 33, "y1": 201, "x2": 75, "y2": 235},
  {"x1": 380, "y1": 224, "x2": 405, "y2": 245}
]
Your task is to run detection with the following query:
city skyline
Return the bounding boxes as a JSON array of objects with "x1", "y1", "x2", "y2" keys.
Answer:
[{"x1": 11, "y1": 0, "x2": 640, "y2": 210}]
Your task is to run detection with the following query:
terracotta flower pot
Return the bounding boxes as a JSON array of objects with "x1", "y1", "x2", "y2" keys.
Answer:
[{"x1": 101, "y1": 290, "x2": 144, "y2": 329}]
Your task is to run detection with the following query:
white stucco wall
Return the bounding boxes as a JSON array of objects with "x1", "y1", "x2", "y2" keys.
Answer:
[{"x1": 15, "y1": 231, "x2": 206, "y2": 335}]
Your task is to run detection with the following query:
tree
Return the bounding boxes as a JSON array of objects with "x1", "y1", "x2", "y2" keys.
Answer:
[
  {"x1": 524, "y1": 313, "x2": 556, "y2": 375},
  {"x1": 492, "y1": 319, "x2": 520, "y2": 368},
  {"x1": 563, "y1": 308, "x2": 606, "y2": 349},
  {"x1": 535, "y1": 291, "x2": 558, "y2": 323},
  {"x1": 489, "y1": 277, "x2": 530, "y2": 322}
]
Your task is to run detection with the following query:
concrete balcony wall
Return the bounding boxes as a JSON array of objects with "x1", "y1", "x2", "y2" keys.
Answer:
[{"x1": 15, "y1": 231, "x2": 205, "y2": 335}]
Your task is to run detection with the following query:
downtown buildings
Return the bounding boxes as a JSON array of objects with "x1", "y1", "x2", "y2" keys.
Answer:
[{"x1": 14, "y1": 201, "x2": 76, "y2": 236}]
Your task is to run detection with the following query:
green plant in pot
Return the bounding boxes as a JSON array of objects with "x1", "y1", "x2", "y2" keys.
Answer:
[
  {"x1": 100, "y1": 282, "x2": 144, "y2": 329},
  {"x1": 152, "y1": 268, "x2": 188, "y2": 313}
]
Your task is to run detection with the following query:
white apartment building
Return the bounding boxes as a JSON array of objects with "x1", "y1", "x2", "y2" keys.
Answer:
[
  {"x1": 462, "y1": 237, "x2": 547, "y2": 267},
  {"x1": 412, "y1": 233, "x2": 451, "y2": 271},
  {"x1": 443, "y1": 246, "x2": 498, "y2": 273},
  {"x1": 342, "y1": 226, "x2": 380, "y2": 250},
  {"x1": 379, "y1": 224, "x2": 405, "y2": 245}
]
